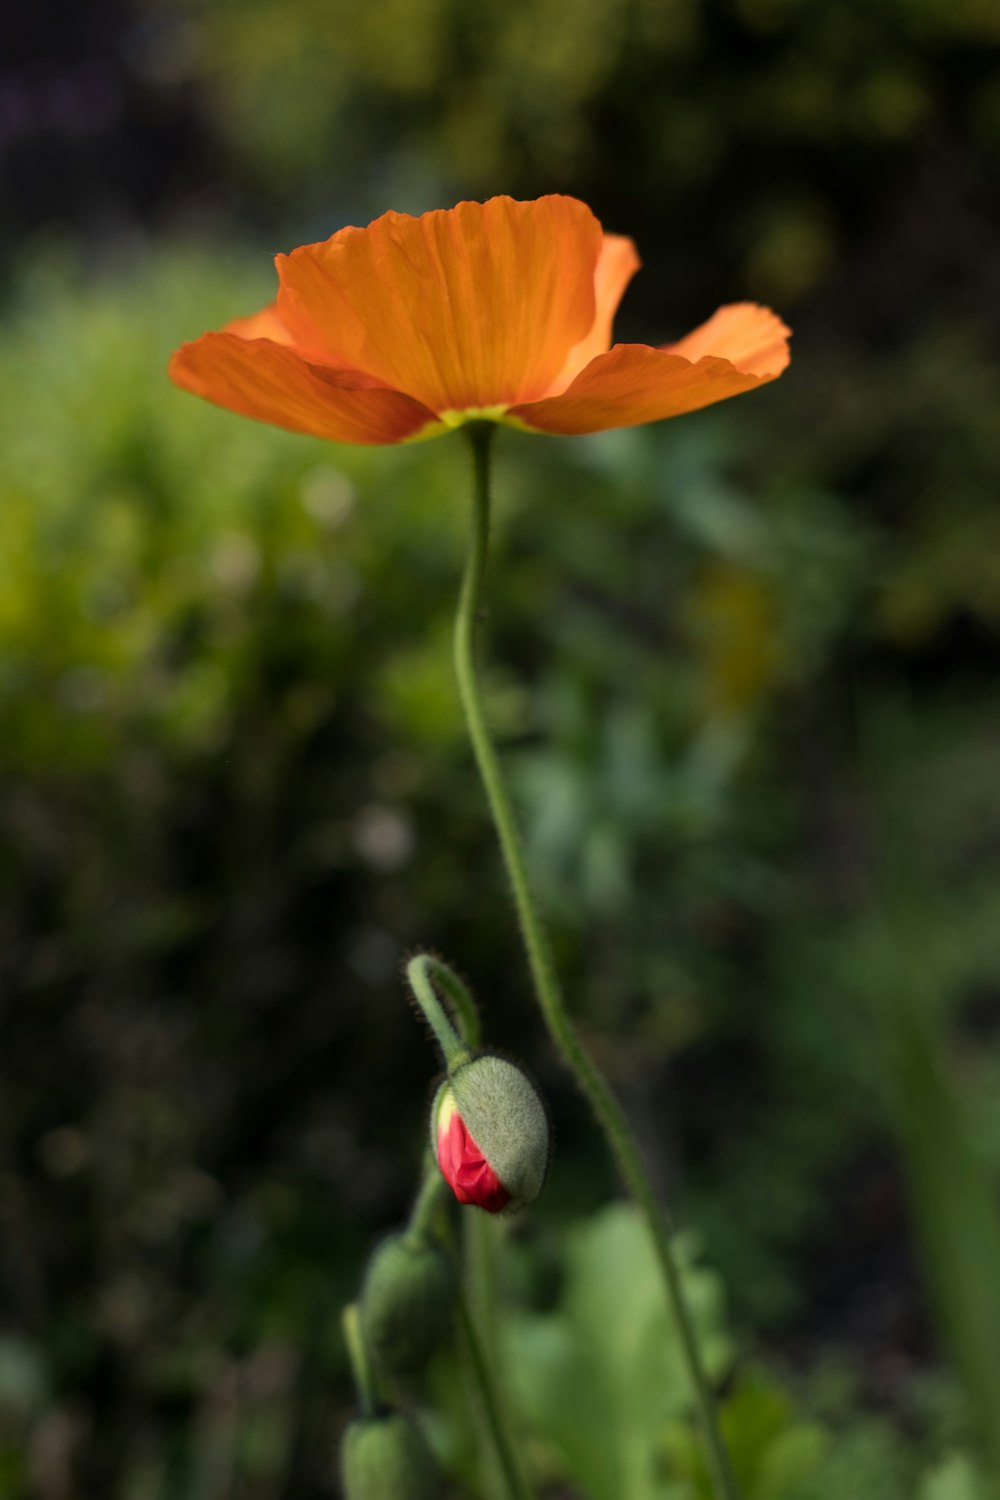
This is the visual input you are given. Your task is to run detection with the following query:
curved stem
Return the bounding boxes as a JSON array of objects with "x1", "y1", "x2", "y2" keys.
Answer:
[
  {"x1": 432, "y1": 961, "x2": 482, "y2": 1051},
  {"x1": 407, "y1": 952, "x2": 481, "y2": 1052},
  {"x1": 407, "y1": 950, "x2": 511, "y2": 1497},
  {"x1": 453, "y1": 422, "x2": 739, "y2": 1500},
  {"x1": 406, "y1": 954, "x2": 472, "y2": 1066}
]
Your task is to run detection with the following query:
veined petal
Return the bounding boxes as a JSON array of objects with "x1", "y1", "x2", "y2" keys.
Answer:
[
  {"x1": 511, "y1": 303, "x2": 790, "y2": 435},
  {"x1": 223, "y1": 302, "x2": 296, "y2": 345},
  {"x1": 275, "y1": 195, "x2": 603, "y2": 416},
  {"x1": 547, "y1": 233, "x2": 641, "y2": 394},
  {"x1": 222, "y1": 299, "x2": 356, "y2": 364},
  {"x1": 663, "y1": 302, "x2": 791, "y2": 377},
  {"x1": 168, "y1": 333, "x2": 439, "y2": 445}
]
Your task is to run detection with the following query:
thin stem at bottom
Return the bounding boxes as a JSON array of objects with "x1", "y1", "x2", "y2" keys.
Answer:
[
  {"x1": 458, "y1": 1285, "x2": 534, "y2": 1500},
  {"x1": 452, "y1": 422, "x2": 739, "y2": 1500}
]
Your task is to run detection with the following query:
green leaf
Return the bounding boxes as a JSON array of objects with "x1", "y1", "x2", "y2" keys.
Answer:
[
  {"x1": 918, "y1": 1454, "x2": 985, "y2": 1500},
  {"x1": 663, "y1": 1373, "x2": 826, "y2": 1500},
  {"x1": 507, "y1": 1203, "x2": 731, "y2": 1500}
]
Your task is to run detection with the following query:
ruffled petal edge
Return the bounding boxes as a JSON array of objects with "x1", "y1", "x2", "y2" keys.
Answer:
[{"x1": 511, "y1": 303, "x2": 790, "y2": 435}]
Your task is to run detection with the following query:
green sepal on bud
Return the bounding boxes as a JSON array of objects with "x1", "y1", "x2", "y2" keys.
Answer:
[
  {"x1": 432, "y1": 1052, "x2": 550, "y2": 1214},
  {"x1": 360, "y1": 1230, "x2": 456, "y2": 1379},
  {"x1": 340, "y1": 1410, "x2": 439, "y2": 1500}
]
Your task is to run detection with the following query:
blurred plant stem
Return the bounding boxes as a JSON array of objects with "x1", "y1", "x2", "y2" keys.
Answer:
[
  {"x1": 458, "y1": 1275, "x2": 535, "y2": 1500},
  {"x1": 460, "y1": 1211, "x2": 532, "y2": 1500},
  {"x1": 877, "y1": 897, "x2": 1000, "y2": 1487},
  {"x1": 453, "y1": 422, "x2": 740, "y2": 1500},
  {"x1": 342, "y1": 1303, "x2": 376, "y2": 1416}
]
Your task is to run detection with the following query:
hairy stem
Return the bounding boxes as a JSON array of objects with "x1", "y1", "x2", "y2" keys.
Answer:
[
  {"x1": 407, "y1": 955, "x2": 511, "y2": 1497},
  {"x1": 406, "y1": 953, "x2": 471, "y2": 1066},
  {"x1": 407, "y1": 952, "x2": 481, "y2": 1055},
  {"x1": 452, "y1": 422, "x2": 739, "y2": 1500}
]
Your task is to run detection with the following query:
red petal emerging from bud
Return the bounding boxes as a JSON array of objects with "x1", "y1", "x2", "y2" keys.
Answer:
[{"x1": 436, "y1": 1104, "x2": 511, "y2": 1214}]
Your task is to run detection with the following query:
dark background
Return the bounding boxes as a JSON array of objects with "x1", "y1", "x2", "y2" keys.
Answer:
[{"x1": 2, "y1": 0, "x2": 1000, "y2": 1495}]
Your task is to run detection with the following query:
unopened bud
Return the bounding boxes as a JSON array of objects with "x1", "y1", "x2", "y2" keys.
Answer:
[
  {"x1": 360, "y1": 1230, "x2": 456, "y2": 1378},
  {"x1": 432, "y1": 1053, "x2": 549, "y2": 1214},
  {"x1": 341, "y1": 1410, "x2": 439, "y2": 1500}
]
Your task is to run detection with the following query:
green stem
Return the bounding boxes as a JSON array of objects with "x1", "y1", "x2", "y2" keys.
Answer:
[
  {"x1": 453, "y1": 422, "x2": 739, "y2": 1500},
  {"x1": 407, "y1": 951, "x2": 513, "y2": 1497},
  {"x1": 407, "y1": 953, "x2": 481, "y2": 1052},
  {"x1": 342, "y1": 1303, "x2": 377, "y2": 1417},
  {"x1": 409, "y1": 1161, "x2": 449, "y2": 1238},
  {"x1": 406, "y1": 954, "x2": 471, "y2": 1066},
  {"x1": 458, "y1": 1283, "x2": 534, "y2": 1500},
  {"x1": 431, "y1": 960, "x2": 482, "y2": 1050}
]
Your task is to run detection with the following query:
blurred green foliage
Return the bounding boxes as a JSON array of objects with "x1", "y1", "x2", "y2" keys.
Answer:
[
  {"x1": 135, "y1": 0, "x2": 1000, "y2": 355},
  {"x1": 3, "y1": 0, "x2": 1000, "y2": 1492},
  {"x1": 3, "y1": 234, "x2": 999, "y2": 1493},
  {"x1": 506, "y1": 1206, "x2": 731, "y2": 1499}
]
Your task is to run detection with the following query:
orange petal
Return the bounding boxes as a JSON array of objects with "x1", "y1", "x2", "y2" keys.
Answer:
[
  {"x1": 168, "y1": 333, "x2": 439, "y2": 445},
  {"x1": 663, "y1": 303, "x2": 791, "y2": 378},
  {"x1": 223, "y1": 302, "x2": 296, "y2": 345},
  {"x1": 547, "y1": 233, "x2": 641, "y2": 393},
  {"x1": 222, "y1": 299, "x2": 353, "y2": 364},
  {"x1": 275, "y1": 195, "x2": 603, "y2": 416},
  {"x1": 511, "y1": 304, "x2": 790, "y2": 435}
]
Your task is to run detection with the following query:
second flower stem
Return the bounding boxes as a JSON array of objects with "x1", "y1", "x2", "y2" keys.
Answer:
[
  {"x1": 453, "y1": 422, "x2": 740, "y2": 1500},
  {"x1": 458, "y1": 1287, "x2": 533, "y2": 1500}
]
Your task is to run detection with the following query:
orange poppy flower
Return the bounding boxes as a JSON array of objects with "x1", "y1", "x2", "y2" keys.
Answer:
[{"x1": 169, "y1": 195, "x2": 790, "y2": 446}]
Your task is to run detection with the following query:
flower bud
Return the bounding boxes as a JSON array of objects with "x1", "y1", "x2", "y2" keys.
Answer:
[
  {"x1": 340, "y1": 1410, "x2": 439, "y2": 1500},
  {"x1": 432, "y1": 1053, "x2": 549, "y2": 1214},
  {"x1": 360, "y1": 1230, "x2": 456, "y2": 1378}
]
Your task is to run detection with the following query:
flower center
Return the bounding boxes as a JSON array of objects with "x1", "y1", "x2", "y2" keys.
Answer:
[{"x1": 437, "y1": 404, "x2": 511, "y2": 429}]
